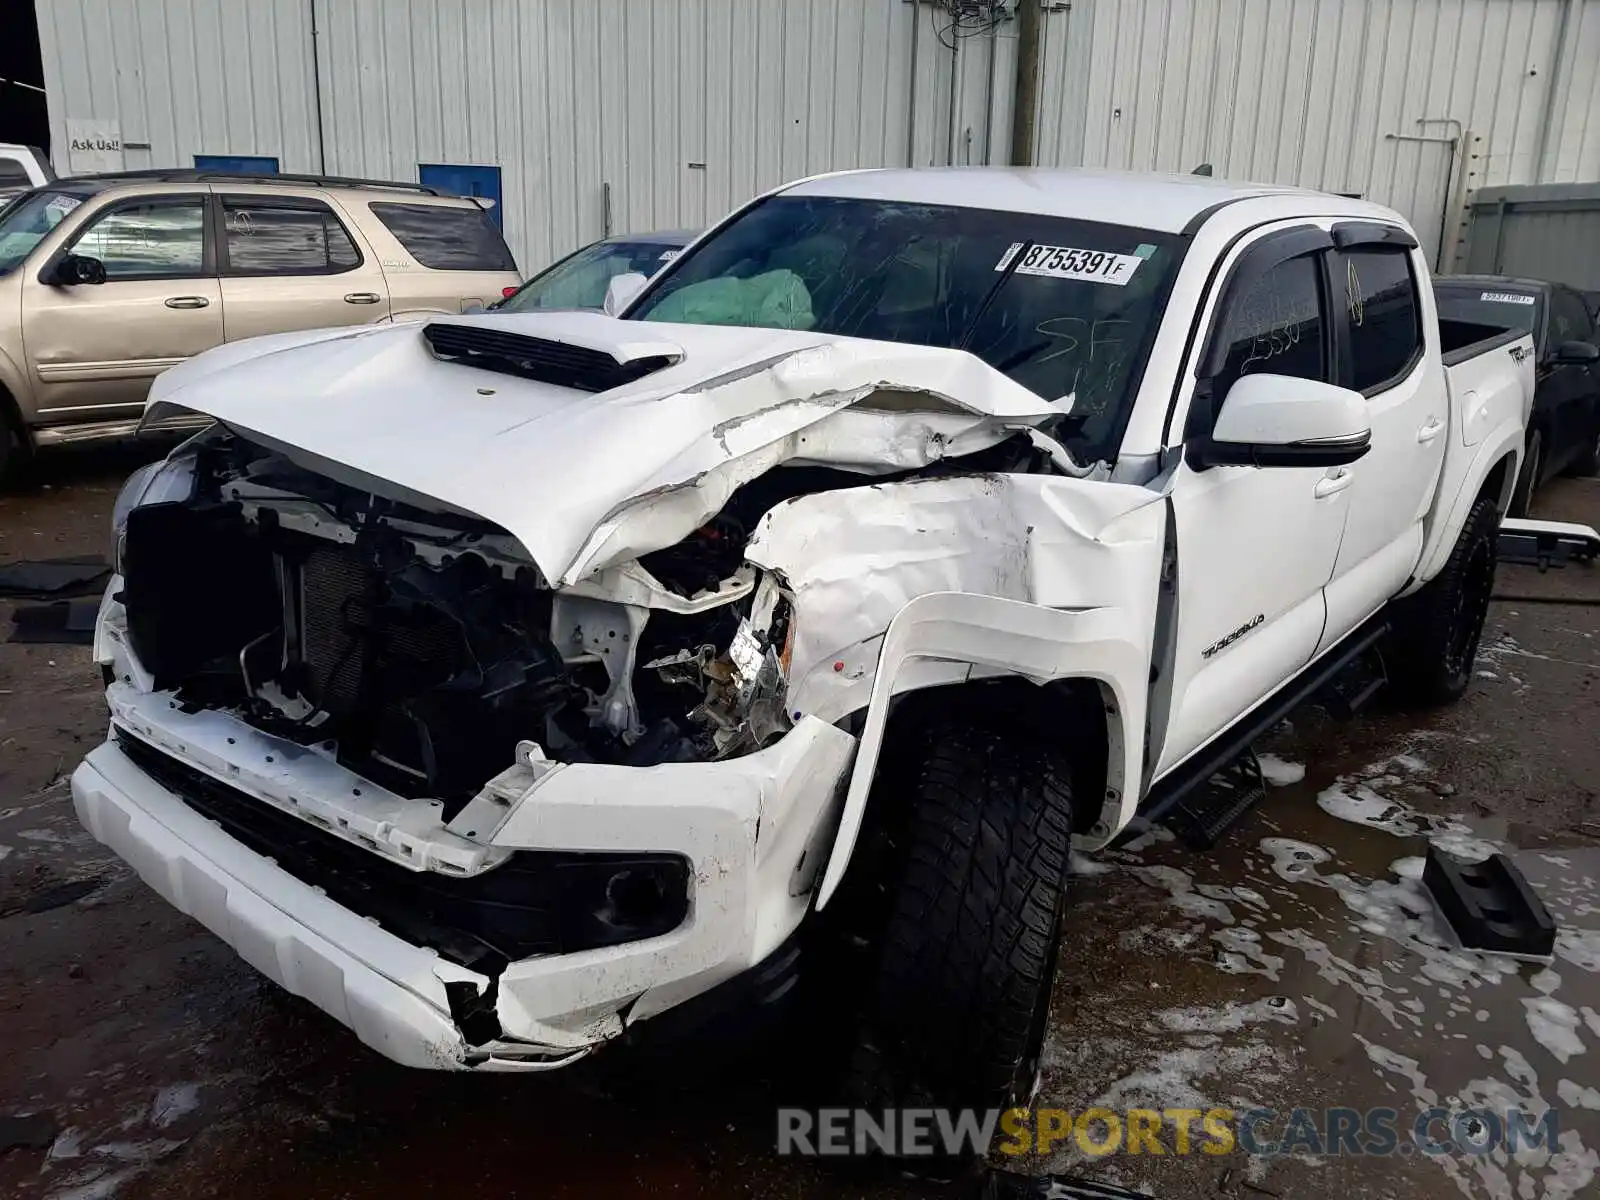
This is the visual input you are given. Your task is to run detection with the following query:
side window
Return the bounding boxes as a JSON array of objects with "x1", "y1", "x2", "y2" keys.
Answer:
[
  {"x1": 1210, "y1": 253, "x2": 1328, "y2": 400},
  {"x1": 71, "y1": 200, "x2": 207, "y2": 279},
  {"x1": 367, "y1": 202, "x2": 517, "y2": 271},
  {"x1": 1340, "y1": 248, "x2": 1422, "y2": 393},
  {"x1": 221, "y1": 199, "x2": 361, "y2": 275},
  {"x1": 1551, "y1": 289, "x2": 1594, "y2": 344}
]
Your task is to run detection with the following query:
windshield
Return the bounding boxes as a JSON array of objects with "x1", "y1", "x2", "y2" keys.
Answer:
[
  {"x1": 0, "y1": 189, "x2": 84, "y2": 275},
  {"x1": 628, "y1": 196, "x2": 1181, "y2": 460},
  {"x1": 499, "y1": 238, "x2": 686, "y2": 312},
  {"x1": 1434, "y1": 285, "x2": 1540, "y2": 337}
]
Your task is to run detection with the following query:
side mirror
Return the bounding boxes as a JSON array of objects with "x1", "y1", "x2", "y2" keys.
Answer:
[
  {"x1": 1188, "y1": 373, "x2": 1372, "y2": 470},
  {"x1": 49, "y1": 253, "x2": 107, "y2": 286},
  {"x1": 1555, "y1": 340, "x2": 1600, "y2": 365},
  {"x1": 602, "y1": 272, "x2": 648, "y2": 317}
]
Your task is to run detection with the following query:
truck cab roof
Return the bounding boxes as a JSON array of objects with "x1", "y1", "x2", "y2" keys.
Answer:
[{"x1": 784, "y1": 167, "x2": 1399, "y2": 233}]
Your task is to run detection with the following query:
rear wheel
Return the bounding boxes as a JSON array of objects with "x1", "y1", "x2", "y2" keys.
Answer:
[
  {"x1": 1508, "y1": 428, "x2": 1542, "y2": 518},
  {"x1": 1386, "y1": 494, "x2": 1499, "y2": 707},
  {"x1": 0, "y1": 410, "x2": 23, "y2": 489},
  {"x1": 831, "y1": 701, "x2": 1077, "y2": 1149}
]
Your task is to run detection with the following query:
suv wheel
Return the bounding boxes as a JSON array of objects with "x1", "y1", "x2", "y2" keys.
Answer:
[
  {"x1": 0, "y1": 411, "x2": 28, "y2": 489},
  {"x1": 1386, "y1": 494, "x2": 1499, "y2": 707},
  {"x1": 829, "y1": 701, "x2": 1077, "y2": 1152}
]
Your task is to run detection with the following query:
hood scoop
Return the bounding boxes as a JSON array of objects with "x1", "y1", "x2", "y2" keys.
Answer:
[{"x1": 422, "y1": 322, "x2": 680, "y2": 393}]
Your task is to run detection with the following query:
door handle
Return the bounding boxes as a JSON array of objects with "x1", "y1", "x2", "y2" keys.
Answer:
[
  {"x1": 1313, "y1": 468, "x2": 1354, "y2": 499},
  {"x1": 164, "y1": 296, "x2": 210, "y2": 309},
  {"x1": 1417, "y1": 417, "x2": 1445, "y2": 443},
  {"x1": 344, "y1": 292, "x2": 382, "y2": 305}
]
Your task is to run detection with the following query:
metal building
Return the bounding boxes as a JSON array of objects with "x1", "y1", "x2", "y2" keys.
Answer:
[{"x1": 34, "y1": 0, "x2": 1600, "y2": 275}]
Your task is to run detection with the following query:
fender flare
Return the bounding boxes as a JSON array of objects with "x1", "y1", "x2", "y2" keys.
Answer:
[
  {"x1": 813, "y1": 590, "x2": 1150, "y2": 910},
  {"x1": 1410, "y1": 420, "x2": 1522, "y2": 589}
]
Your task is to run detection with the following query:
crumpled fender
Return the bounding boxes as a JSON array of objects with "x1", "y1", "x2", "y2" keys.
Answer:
[{"x1": 813, "y1": 591, "x2": 1152, "y2": 909}]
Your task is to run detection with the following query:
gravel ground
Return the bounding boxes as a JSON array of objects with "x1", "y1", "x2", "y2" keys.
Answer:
[{"x1": 2, "y1": 449, "x2": 1598, "y2": 1200}]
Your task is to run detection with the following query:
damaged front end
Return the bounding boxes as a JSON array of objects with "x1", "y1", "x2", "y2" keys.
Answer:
[
  {"x1": 81, "y1": 316, "x2": 1135, "y2": 1068},
  {"x1": 114, "y1": 435, "x2": 805, "y2": 805}
]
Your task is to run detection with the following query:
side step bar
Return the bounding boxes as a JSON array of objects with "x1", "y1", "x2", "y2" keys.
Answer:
[
  {"x1": 1498, "y1": 517, "x2": 1600, "y2": 571},
  {"x1": 1138, "y1": 616, "x2": 1391, "y2": 837}
]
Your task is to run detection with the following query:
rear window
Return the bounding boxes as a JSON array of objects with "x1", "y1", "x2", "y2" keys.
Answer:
[
  {"x1": 1341, "y1": 248, "x2": 1422, "y2": 393},
  {"x1": 1433, "y1": 285, "x2": 1539, "y2": 337},
  {"x1": 368, "y1": 202, "x2": 516, "y2": 271}
]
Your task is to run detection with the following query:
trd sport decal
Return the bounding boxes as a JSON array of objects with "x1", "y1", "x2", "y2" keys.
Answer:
[{"x1": 1202, "y1": 613, "x2": 1265, "y2": 659}]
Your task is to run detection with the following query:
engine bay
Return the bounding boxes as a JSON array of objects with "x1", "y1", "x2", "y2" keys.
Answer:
[{"x1": 116, "y1": 436, "x2": 813, "y2": 815}]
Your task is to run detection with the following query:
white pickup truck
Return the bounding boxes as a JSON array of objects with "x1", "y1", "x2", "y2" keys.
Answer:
[{"x1": 74, "y1": 169, "x2": 1542, "y2": 1118}]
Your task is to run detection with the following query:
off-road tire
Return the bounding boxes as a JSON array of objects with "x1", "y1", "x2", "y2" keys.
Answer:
[
  {"x1": 832, "y1": 705, "x2": 1077, "y2": 1134},
  {"x1": 1385, "y1": 493, "x2": 1499, "y2": 708},
  {"x1": 1508, "y1": 428, "x2": 1541, "y2": 518}
]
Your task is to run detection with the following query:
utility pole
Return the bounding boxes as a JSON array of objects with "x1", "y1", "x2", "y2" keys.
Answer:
[{"x1": 1009, "y1": 0, "x2": 1042, "y2": 166}]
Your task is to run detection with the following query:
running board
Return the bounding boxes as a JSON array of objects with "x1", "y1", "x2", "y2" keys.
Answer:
[
  {"x1": 1164, "y1": 748, "x2": 1267, "y2": 849},
  {"x1": 1138, "y1": 617, "x2": 1390, "y2": 834},
  {"x1": 1498, "y1": 517, "x2": 1600, "y2": 571}
]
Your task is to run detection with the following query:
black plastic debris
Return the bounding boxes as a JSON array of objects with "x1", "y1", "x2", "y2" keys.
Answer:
[
  {"x1": 0, "y1": 1111, "x2": 59, "y2": 1155},
  {"x1": 1423, "y1": 846, "x2": 1556, "y2": 960},
  {"x1": 6, "y1": 597, "x2": 99, "y2": 645},
  {"x1": 0, "y1": 554, "x2": 110, "y2": 599},
  {"x1": 982, "y1": 1169, "x2": 1154, "y2": 1199}
]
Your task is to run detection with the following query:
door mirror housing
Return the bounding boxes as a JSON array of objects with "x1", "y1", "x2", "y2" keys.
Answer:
[
  {"x1": 602, "y1": 272, "x2": 648, "y2": 317},
  {"x1": 1554, "y1": 339, "x2": 1600, "y2": 365},
  {"x1": 1189, "y1": 373, "x2": 1372, "y2": 470},
  {"x1": 47, "y1": 253, "x2": 107, "y2": 286}
]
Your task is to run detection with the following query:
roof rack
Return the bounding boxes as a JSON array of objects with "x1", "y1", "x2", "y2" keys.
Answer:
[{"x1": 59, "y1": 168, "x2": 443, "y2": 195}]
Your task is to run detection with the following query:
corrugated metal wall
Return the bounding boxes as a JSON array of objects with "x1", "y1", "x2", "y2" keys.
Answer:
[
  {"x1": 1457, "y1": 182, "x2": 1600, "y2": 288},
  {"x1": 1027, "y1": 0, "x2": 1600, "y2": 266},
  {"x1": 312, "y1": 0, "x2": 935, "y2": 272},
  {"x1": 34, "y1": 0, "x2": 1600, "y2": 274},
  {"x1": 35, "y1": 0, "x2": 322, "y2": 174}
]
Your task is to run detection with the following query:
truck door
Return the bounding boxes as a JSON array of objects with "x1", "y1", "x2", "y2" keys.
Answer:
[
  {"x1": 1154, "y1": 227, "x2": 1348, "y2": 778},
  {"x1": 1319, "y1": 233, "x2": 1443, "y2": 648}
]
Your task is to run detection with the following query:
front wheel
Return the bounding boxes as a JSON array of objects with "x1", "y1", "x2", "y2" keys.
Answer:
[
  {"x1": 1385, "y1": 494, "x2": 1500, "y2": 708},
  {"x1": 834, "y1": 707, "x2": 1077, "y2": 1139}
]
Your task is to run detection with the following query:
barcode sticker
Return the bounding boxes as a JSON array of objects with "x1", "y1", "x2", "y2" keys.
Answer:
[
  {"x1": 998, "y1": 243, "x2": 1144, "y2": 285},
  {"x1": 1481, "y1": 291, "x2": 1535, "y2": 305}
]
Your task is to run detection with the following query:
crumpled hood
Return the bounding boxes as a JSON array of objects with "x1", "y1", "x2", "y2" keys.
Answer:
[{"x1": 147, "y1": 311, "x2": 1068, "y2": 587}]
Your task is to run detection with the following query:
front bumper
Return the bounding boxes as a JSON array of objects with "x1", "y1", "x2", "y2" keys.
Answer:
[{"x1": 73, "y1": 684, "x2": 855, "y2": 1070}]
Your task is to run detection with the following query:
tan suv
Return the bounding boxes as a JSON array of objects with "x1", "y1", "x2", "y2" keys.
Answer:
[{"x1": 0, "y1": 170, "x2": 521, "y2": 480}]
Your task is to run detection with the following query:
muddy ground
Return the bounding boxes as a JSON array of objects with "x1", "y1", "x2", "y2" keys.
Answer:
[{"x1": 2, "y1": 447, "x2": 1598, "y2": 1200}]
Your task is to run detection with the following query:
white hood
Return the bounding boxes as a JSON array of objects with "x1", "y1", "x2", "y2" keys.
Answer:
[{"x1": 148, "y1": 311, "x2": 1069, "y2": 587}]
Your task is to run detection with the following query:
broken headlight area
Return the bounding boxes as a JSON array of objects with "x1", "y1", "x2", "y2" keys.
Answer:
[
  {"x1": 114, "y1": 728, "x2": 690, "y2": 976},
  {"x1": 114, "y1": 436, "x2": 800, "y2": 816}
]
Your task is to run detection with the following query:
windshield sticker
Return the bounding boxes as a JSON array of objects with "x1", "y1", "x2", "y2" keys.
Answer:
[
  {"x1": 659, "y1": 249, "x2": 680, "y2": 262},
  {"x1": 995, "y1": 242, "x2": 1025, "y2": 272},
  {"x1": 1481, "y1": 291, "x2": 1535, "y2": 305},
  {"x1": 1000, "y1": 243, "x2": 1144, "y2": 285},
  {"x1": 43, "y1": 195, "x2": 82, "y2": 225}
]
